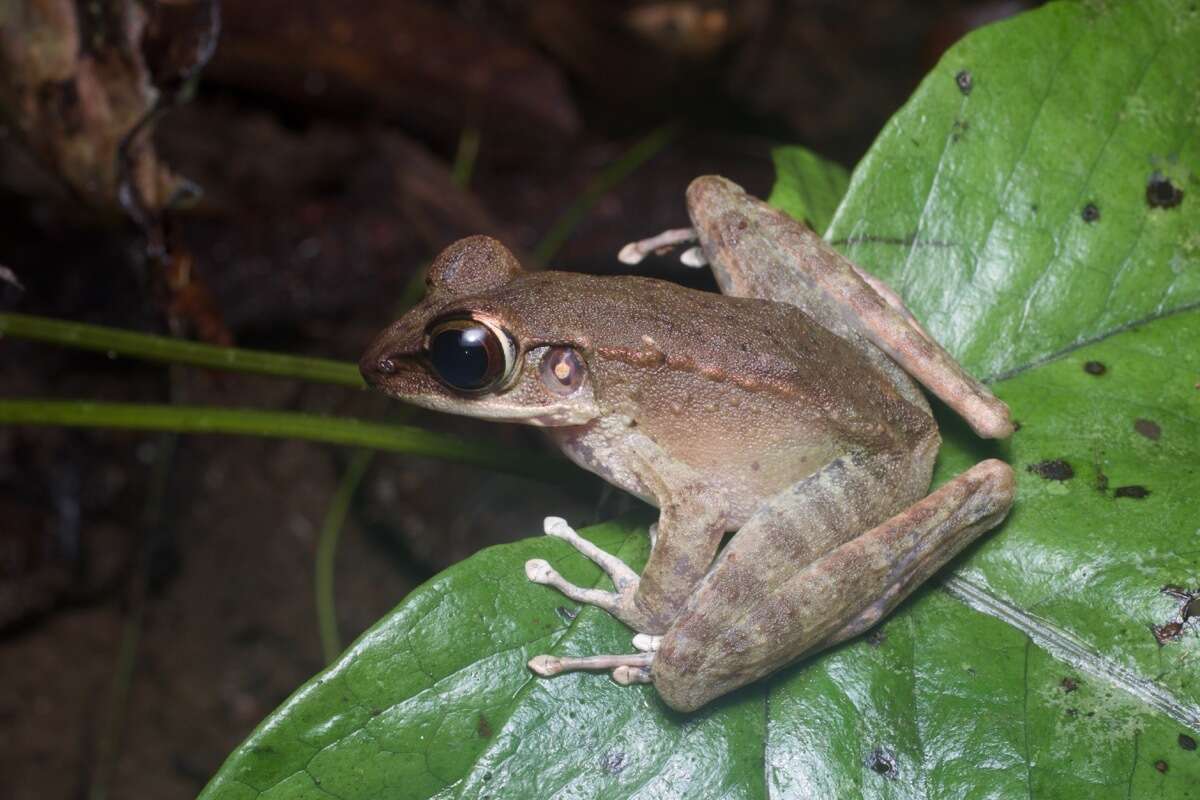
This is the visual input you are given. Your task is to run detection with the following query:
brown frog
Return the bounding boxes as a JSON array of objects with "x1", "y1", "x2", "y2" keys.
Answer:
[{"x1": 360, "y1": 175, "x2": 1015, "y2": 712}]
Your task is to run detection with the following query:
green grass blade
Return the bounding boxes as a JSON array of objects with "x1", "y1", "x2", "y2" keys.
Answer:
[
  {"x1": 0, "y1": 312, "x2": 362, "y2": 386},
  {"x1": 315, "y1": 448, "x2": 373, "y2": 664},
  {"x1": 0, "y1": 400, "x2": 567, "y2": 483}
]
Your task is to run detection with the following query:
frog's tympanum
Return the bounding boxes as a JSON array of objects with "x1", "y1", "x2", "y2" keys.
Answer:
[{"x1": 361, "y1": 176, "x2": 1015, "y2": 712}]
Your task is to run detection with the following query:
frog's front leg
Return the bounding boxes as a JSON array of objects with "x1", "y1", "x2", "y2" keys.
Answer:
[
  {"x1": 528, "y1": 458, "x2": 1012, "y2": 711},
  {"x1": 526, "y1": 432, "x2": 729, "y2": 633},
  {"x1": 525, "y1": 489, "x2": 727, "y2": 635}
]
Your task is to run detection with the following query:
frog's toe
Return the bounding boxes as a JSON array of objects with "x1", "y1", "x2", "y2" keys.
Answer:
[
  {"x1": 679, "y1": 246, "x2": 707, "y2": 267},
  {"x1": 525, "y1": 557, "x2": 625, "y2": 615},
  {"x1": 632, "y1": 633, "x2": 661, "y2": 652},
  {"x1": 527, "y1": 651, "x2": 654, "y2": 682},
  {"x1": 617, "y1": 227, "x2": 697, "y2": 265},
  {"x1": 541, "y1": 516, "x2": 639, "y2": 591}
]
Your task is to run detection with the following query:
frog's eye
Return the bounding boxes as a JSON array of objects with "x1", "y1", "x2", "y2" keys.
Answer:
[
  {"x1": 425, "y1": 317, "x2": 516, "y2": 393},
  {"x1": 539, "y1": 346, "x2": 586, "y2": 396}
]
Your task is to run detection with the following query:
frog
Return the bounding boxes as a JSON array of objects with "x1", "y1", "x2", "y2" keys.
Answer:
[{"x1": 359, "y1": 175, "x2": 1015, "y2": 713}]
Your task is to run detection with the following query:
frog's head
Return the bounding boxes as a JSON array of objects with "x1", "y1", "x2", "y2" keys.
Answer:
[{"x1": 360, "y1": 236, "x2": 601, "y2": 426}]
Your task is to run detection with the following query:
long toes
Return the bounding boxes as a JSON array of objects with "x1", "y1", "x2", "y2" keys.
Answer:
[
  {"x1": 617, "y1": 227, "x2": 698, "y2": 265},
  {"x1": 528, "y1": 651, "x2": 653, "y2": 679},
  {"x1": 541, "y1": 516, "x2": 639, "y2": 590},
  {"x1": 525, "y1": 558, "x2": 623, "y2": 614}
]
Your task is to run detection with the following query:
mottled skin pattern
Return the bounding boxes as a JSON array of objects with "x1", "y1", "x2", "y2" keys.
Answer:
[{"x1": 361, "y1": 176, "x2": 1016, "y2": 712}]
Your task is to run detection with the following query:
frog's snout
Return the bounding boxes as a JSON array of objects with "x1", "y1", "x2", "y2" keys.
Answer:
[{"x1": 359, "y1": 333, "x2": 400, "y2": 389}]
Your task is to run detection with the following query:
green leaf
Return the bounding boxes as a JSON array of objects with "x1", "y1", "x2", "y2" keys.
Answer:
[
  {"x1": 766, "y1": 145, "x2": 851, "y2": 234},
  {"x1": 199, "y1": 312, "x2": 1200, "y2": 800},
  {"x1": 0, "y1": 400, "x2": 570, "y2": 485},
  {"x1": 201, "y1": 1, "x2": 1200, "y2": 796},
  {"x1": 0, "y1": 312, "x2": 362, "y2": 386},
  {"x1": 828, "y1": 0, "x2": 1199, "y2": 379}
]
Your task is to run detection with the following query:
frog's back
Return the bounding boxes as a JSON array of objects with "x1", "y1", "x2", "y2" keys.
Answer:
[{"x1": 476, "y1": 272, "x2": 936, "y2": 516}]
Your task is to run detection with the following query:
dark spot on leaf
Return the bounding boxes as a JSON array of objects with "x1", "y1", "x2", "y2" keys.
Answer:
[
  {"x1": 867, "y1": 628, "x2": 887, "y2": 647},
  {"x1": 1114, "y1": 485, "x2": 1150, "y2": 499},
  {"x1": 476, "y1": 714, "x2": 493, "y2": 738},
  {"x1": 1083, "y1": 360, "x2": 1107, "y2": 375},
  {"x1": 1095, "y1": 470, "x2": 1109, "y2": 493},
  {"x1": 1081, "y1": 202, "x2": 1100, "y2": 223},
  {"x1": 556, "y1": 605, "x2": 578, "y2": 622},
  {"x1": 1061, "y1": 677, "x2": 1079, "y2": 693},
  {"x1": 867, "y1": 747, "x2": 899, "y2": 779},
  {"x1": 1153, "y1": 622, "x2": 1183, "y2": 645},
  {"x1": 1027, "y1": 459, "x2": 1074, "y2": 481},
  {"x1": 1179, "y1": 734, "x2": 1197, "y2": 751},
  {"x1": 1161, "y1": 586, "x2": 1200, "y2": 623},
  {"x1": 955, "y1": 69, "x2": 973, "y2": 94},
  {"x1": 1183, "y1": 597, "x2": 1199, "y2": 622},
  {"x1": 1134, "y1": 418, "x2": 1161, "y2": 440},
  {"x1": 1155, "y1": 760, "x2": 1169, "y2": 773},
  {"x1": 599, "y1": 751, "x2": 629, "y2": 774},
  {"x1": 1146, "y1": 172, "x2": 1184, "y2": 209}
]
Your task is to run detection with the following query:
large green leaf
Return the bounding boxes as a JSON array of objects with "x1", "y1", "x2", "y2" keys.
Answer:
[
  {"x1": 201, "y1": 1, "x2": 1200, "y2": 797},
  {"x1": 200, "y1": 312, "x2": 1200, "y2": 800},
  {"x1": 827, "y1": 0, "x2": 1199, "y2": 379},
  {"x1": 767, "y1": 145, "x2": 851, "y2": 234}
]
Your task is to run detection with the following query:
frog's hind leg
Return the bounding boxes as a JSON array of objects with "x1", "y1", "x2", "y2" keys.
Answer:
[
  {"x1": 524, "y1": 516, "x2": 640, "y2": 621},
  {"x1": 848, "y1": 265, "x2": 937, "y2": 347},
  {"x1": 652, "y1": 458, "x2": 1015, "y2": 712},
  {"x1": 683, "y1": 175, "x2": 1012, "y2": 439}
]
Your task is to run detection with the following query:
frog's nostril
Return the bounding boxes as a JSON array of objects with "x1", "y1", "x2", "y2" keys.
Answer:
[{"x1": 359, "y1": 350, "x2": 397, "y2": 386}]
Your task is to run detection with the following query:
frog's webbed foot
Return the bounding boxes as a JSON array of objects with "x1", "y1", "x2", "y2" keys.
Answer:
[
  {"x1": 529, "y1": 634, "x2": 659, "y2": 686},
  {"x1": 618, "y1": 228, "x2": 706, "y2": 268},
  {"x1": 524, "y1": 516, "x2": 642, "y2": 625}
]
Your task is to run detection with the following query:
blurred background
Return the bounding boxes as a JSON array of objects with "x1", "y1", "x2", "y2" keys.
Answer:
[{"x1": 0, "y1": 1, "x2": 1031, "y2": 797}]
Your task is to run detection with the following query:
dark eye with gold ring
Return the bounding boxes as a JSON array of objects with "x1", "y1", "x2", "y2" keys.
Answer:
[{"x1": 425, "y1": 317, "x2": 515, "y2": 392}]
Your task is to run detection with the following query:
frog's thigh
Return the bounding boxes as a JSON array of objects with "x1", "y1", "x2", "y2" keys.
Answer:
[{"x1": 653, "y1": 459, "x2": 1014, "y2": 713}]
